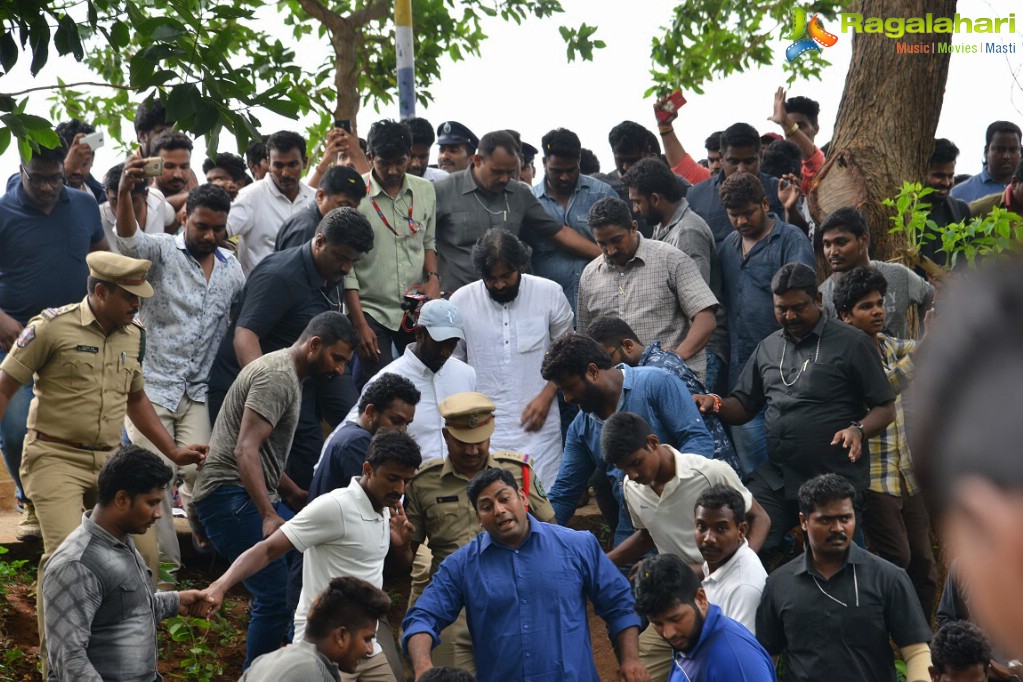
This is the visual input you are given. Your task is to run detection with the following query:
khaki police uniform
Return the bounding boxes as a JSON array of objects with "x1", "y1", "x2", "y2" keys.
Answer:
[
  {"x1": 403, "y1": 392, "x2": 555, "y2": 672},
  {"x1": 0, "y1": 252, "x2": 156, "y2": 663}
]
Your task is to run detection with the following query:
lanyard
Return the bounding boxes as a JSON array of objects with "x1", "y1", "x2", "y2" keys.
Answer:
[{"x1": 368, "y1": 182, "x2": 416, "y2": 236}]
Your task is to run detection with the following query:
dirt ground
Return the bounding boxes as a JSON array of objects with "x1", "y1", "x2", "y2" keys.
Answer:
[{"x1": 0, "y1": 509, "x2": 625, "y2": 681}]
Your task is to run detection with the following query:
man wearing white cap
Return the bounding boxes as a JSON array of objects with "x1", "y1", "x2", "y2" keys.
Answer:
[{"x1": 344, "y1": 299, "x2": 476, "y2": 460}]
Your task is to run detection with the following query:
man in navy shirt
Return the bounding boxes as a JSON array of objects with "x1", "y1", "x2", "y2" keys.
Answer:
[
  {"x1": 403, "y1": 467, "x2": 648, "y2": 682},
  {"x1": 634, "y1": 554, "x2": 775, "y2": 682},
  {"x1": 686, "y1": 122, "x2": 785, "y2": 249},
  {"x1": 0, "y1": 143, "x2": 107, "y2": 540},
  {"x1": 541, "y1": 333, "x2": 714, "y2": 544}
]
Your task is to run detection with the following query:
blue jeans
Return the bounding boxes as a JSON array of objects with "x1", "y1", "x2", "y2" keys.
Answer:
[
  {"x1": 0, "y1": 350, "x2": 33, "y2": 502},
  {"x1": 195, "y1": 486, "x2": 295, "y2": 668},
  {"x1": 729, "y1": 408, "x2": 768, "y2": 476},
  {"x1": 704, "y1": 352, "x2": 725, "y2": 397}
]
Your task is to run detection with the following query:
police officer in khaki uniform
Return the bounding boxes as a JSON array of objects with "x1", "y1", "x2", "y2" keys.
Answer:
[
  {"x1": 404, "y1": 391, "x2": 555, "y2": 672},
  {"x1": 0, "y1": 252, "x2": 207, "y2": 658}
]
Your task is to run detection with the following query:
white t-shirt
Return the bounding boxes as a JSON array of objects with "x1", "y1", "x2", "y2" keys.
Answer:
[
  {"x1": 228, "y1": 176, "x2": 316, "y2": 275},
  {"x1": 624, "y1": 445, "x2": 753, "y2": 564},
  {"x1": 100, "y1": 187, "x2": 177, "y2": 254},
  {"x1": 281, "y1": 478, "x2": 390, "y2": 645},
  {"x1": 702, "y1": 540, "x2": 767, "y2": 634},
  {"x1": 343, "y1": 344, "x2": 476, "y2": 460},
  {"x1": 450, "y1": 275, "x2": 573, "y2": 488}
]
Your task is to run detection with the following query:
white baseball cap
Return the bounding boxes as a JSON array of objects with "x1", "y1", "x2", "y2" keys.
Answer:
[{"x1": 417, "y1": 299, "x2": 465, "y2": 341}]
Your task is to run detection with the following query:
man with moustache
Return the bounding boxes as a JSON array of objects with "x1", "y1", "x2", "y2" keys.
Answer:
[
  {"x1": 434, "y1": 121, "x2": 478, "y2": 175},
  {"x1": 0, "y1": 252, "x2": 206, "y2": 664},
  {"x1": 756, "y1": 474, "x2": 932, "y2": 682},
  {"x1": 346, "y1": 119, "x2": 441, "y2": 387},
  {"x1": 402, "y1": 117, "x2": 448, "y2": 181},
  {"x1": 207, "y1": 207, "x2": 373, "y2": 493},
  {"x1": 694, "y1": 263, "x2": 895, "y2": 554},
  {"x1": 113, "y1": 166, "x2": 246, "y2": 583},
  {"x1": 434, "y1": 130, "x2": 601, "y2": 290},
  {"x1": 43, "y1": 446, "x2": 209, "y2": 681},
  {"x1": 403, "y1": 392, "x2": 555, "y2": 673},
  {"x1": 196, "y1": 430, "x2": 421, "y2": 680},
  {"x1": 345, "y1": 299, "x2": 476, "y2": 461},
  {"x1": 403, "y1": 467, "x2": 648, "y2": 682},
  {"x1": 449, "y1": 229, "x2": 573, "y2": 486},
  {"x1": 229, "y1": 130, "x2": 317, "y2": 275},
  {"x1": 950, "y1": 120, "x2": 1022, "y2": 203},
  {"x1": 191, "y1": 312, "x2": 358, "y2": 668},
  {"x1": 149, "y1": 130, "x2": 196, "y2": 214}
]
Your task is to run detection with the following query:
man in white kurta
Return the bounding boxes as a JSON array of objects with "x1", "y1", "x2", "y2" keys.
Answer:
[{"x1": 449, "y1": 231, "x2": 573, "y2": 487}]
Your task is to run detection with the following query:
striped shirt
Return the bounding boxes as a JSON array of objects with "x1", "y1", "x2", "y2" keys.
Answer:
[
  {"x1": 577, "y1": 235, "x2": 718, "y2": 379},
  {"x1": 869, "y1": 334, "x2": 919, "y2": 496}
]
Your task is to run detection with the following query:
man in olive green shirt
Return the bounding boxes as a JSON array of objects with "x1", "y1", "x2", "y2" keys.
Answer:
[{"x1": 345, "y1": 120, "x2": 440, "y2": 388}]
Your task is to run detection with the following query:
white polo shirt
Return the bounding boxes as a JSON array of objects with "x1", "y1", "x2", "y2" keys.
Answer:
[
  {"x1": 623, "y1": 445, "x2": 752, "y2": 564},
  {"x1": 228, "y1": 176, "x2": 316, "y2": 275},
  {"x1": 702, "y1": 540, "x2": 767, "y2": 634},
  {"x1": 281, "y1": 478, "x2": 390, "y2": 644}
]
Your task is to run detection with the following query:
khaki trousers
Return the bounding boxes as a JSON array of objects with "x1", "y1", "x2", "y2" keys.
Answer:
[
  {"x1": 126, "y1": 395, "x2": 209, "y2": 583},
  {"x1": 638, "y1": 622, "x2": 673, "y2": 682},
  {"x1": 407, "y1": 543, "x2": 476, "y2": 674}
]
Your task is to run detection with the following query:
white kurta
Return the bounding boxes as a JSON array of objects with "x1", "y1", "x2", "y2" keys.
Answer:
[{"x1": 450, "y1": 274, "x2": 573, "y2": 488}]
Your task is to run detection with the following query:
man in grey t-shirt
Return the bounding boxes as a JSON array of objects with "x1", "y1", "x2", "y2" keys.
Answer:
[
  {"x1": 818, "y1": 207, "x2": 933, "y2": 339},
  {"x1": 192, "y1": 311, "x2": 357, "y2": 668}
]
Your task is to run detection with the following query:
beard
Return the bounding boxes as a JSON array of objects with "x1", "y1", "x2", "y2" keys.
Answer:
[{"x1": 486, "y1": 280, "x2": 521, "y2": 304}]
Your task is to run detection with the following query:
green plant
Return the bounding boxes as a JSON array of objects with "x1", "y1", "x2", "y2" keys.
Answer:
[
  {"x1": 164, "y1": 615, "x2": 228, "y2": 681},
  {"x1": 884, "y1": 181, "x2": 1023, "y2": 270},
  {"x1": 0, "y1": 546, "x2": 30, "y2": 595}
]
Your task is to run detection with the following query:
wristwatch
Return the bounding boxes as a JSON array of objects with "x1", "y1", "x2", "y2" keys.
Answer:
[
  {"x1": 850, "y1": 421, "x2": 865, "y2": 436},
  {"x1": 425, "y1": 271, "x2": 442, "y2": 282}
]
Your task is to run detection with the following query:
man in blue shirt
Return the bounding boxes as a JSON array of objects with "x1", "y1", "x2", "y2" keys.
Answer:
[
  {"x1": 584, "y1": 315, "x2": 740, "y2": 474},
  {"x1": 531, "y1": 127, "x2": 617, "y2": 313},
  {"x1": 0, "y1": 142, "x2": 108, "y2": 541},
  {"x1": 403, "y1": 467, "x2": 648, "y2": 682},
  {"x1": 686, "y1": 122, "x2": 785, "y2": 249},
  {"x1": 634, "y1": 554, "x2": 775, "y2": 682},
  {"x1": 717, "y1": 171, "x2": 814, "y2": 474},
  {"x1": 541, "y1": 333, "x2": 714, "y2": 545},
  {"x1": 949, "y1": 120, "x2": 1022, "y2": 203}
]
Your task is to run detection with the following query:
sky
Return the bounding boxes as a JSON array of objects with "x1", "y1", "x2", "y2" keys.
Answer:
[{"x1": 2, "y1": 0, "x2": 1022, "y2": 178}]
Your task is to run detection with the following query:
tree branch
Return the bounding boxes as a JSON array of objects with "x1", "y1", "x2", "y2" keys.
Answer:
[
  {"x1": 2, "y1": 81, "x2": 136, "y2": 97},
  {"x1": 349, "y1": 0, "x2": 391, "y2": 27},
  {"x1": 294, "y1": 0, "x2": 345, "y2": 32}
]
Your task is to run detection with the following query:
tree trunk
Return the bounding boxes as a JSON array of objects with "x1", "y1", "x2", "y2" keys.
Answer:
[
  {"x1": 331, "y1": 20, "x2": 361, "y2": 135},
  {"x1": 810, "y1": 0, "x2": 956, "y2": 264}
]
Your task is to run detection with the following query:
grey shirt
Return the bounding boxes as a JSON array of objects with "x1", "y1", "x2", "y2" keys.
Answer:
[
  {"x1": 44, "y1": 512, "x2": 180, "y2": 682},
  {"x1": 434, "y1": 166, "x2": 561, "y2": 290},
  {"x1": 820, "y1": 260, "x2": 934, "y2": 340},
  {"x1": 240, "y1": 639, "x2": 340, "y2": 681},
  {"x1": 652, "y1": 199, "x2": 728, "y2": 363},
  {"x1": 192, "y1": 348, "x2": 303, "y2": 504}
]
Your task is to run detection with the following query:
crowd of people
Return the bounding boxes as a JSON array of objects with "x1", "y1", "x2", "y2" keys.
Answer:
[{"x1": 0, "y1": 88, "x2": 1021, "y2": 682}]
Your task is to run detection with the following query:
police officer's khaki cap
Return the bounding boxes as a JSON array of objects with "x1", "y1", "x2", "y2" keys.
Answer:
[
  {"x1": 440, "y1": 392, "x2": 496, "y2": 443},
  {"x1": 86, "y1": 251, "x2": 154, "y2": 298}
]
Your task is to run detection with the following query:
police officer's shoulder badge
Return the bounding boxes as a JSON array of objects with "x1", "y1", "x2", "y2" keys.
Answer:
[
  {"x1": 41, "y1": 303, "x2": 77, "y2": 320},
  {"x1": 15, "y1": 325, "x2": 35, "y2": 348}
]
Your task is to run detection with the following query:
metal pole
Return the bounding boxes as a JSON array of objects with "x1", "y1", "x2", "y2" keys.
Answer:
[{"x1": 396, "y1": 0, "x2": 415, "y2": 119}]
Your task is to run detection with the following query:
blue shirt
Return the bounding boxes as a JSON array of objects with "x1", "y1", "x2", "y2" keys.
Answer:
[
  {"x1": 402, "y1": 519, "x2": 641, "y2": 682},
  {"x1": 0, "y1": 182, "x2": 105, "y2": 324},
  {"x1": 686, "y1": 171, "x2": 785, "y2": 248},
  {"x1": 718, "y1": 217, "x2": 815, "y2": 384},
  {"x1": 949, "y1": 166, "x2": 1008, "y2": 203},
  {"x1": 548, "y1": 364, "x2": 715, "y2": 525},
  {"x1": 308, "y1": 421, "x2": 372, "y2": 500},
  {"x1": 670, "y1": 604, "x2": 776, "y2": 682},
  {"x1": 531, "y1": 175, "x2": 617, "y2": 312},
  {"x1": 638, "y1": 342, "x2": 740, "y2": 474}
]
